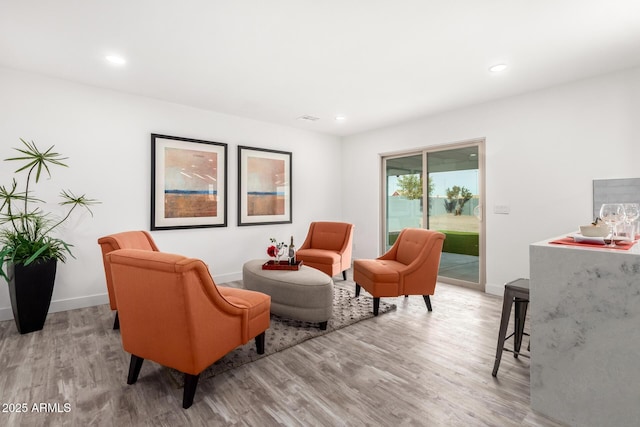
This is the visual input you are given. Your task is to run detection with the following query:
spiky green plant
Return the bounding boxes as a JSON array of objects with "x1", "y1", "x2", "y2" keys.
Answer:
[{"x1": 0, "y1": 139, "x2": 99, "y2": 281}]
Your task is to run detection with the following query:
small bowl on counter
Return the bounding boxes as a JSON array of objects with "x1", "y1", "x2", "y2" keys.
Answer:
[{"x1": 579, "y1": 225, "x2": 610, "y2": 237}]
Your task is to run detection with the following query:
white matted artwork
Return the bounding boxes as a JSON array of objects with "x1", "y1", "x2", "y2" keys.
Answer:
[
  {"x1": 238, "y1": 145, "x2": 292, "y2": 226},
  {"x1": 151, "y1": 134, "x2": 227, "y2": 230}
]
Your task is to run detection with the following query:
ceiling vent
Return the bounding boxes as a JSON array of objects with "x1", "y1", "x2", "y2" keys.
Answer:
[{"x1": 297, "y1": 115, "x2": 320, "y2": 122}]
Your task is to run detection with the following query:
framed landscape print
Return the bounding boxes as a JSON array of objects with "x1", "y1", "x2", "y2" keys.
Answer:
[
  {"x1": 238, "y1": 146, "x2": 292, "y2": 226},
  {"x1": 151, "y1": 134, "x2": 227, "y2": 230}
]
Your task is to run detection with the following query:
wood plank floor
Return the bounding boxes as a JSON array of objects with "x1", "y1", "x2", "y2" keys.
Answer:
[{"x1": 0, "y1": 277, "x2": 566, "y2": 426}]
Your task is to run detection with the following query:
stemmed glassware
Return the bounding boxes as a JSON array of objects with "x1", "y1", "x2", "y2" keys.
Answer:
[
  {"x1": 622, "y1": 203, "x2": 640, "y2": 240},
  {"x1": 599, "y1": 203, "x2": 626, "y2": 247}
]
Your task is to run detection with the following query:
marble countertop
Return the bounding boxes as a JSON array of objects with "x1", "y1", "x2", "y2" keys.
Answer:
[{"x1": 529, "y1": 234, "x2": 640, "y2": 427}]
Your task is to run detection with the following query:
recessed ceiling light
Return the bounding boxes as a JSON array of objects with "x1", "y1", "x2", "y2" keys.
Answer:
[
  {"x1": 335, "y1": 115, "x2": 346, "y2": 122},
  {"x1": 489, "y1": 63, "x2": 508, "y2": 73},
  {"x1": 105, "y1": 55, "x2": 126, "y2": 66}
]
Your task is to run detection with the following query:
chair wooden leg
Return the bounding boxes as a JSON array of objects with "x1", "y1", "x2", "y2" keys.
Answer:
[
  {"x1": 355, "y1": 283, "x2": 361, "y2": 297},
  {"x1": 423, "y1": 295, "x2": 432, "y2": 312},
  {"x1": 127, "y1": 355, "x2": 144, "y2": 384},
  {"x1": 342, "y1": 270, "x2": 347, "y2": 281},
  {"x1": 373, "y1": 297, "x2": 380, "y2": 316},
  {"x1": 255, "y1": 332, "x2": 266, "y2": 355},
  {"x1": 183, "y1": 373, "x2": 200, "y2": 409},
  {"x1": 113, "y1": 311, "x2": 120, "y2": 330}
]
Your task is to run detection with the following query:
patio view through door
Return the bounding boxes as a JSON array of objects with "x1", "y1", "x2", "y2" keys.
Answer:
[{"x1": 383, "y1": 141, "x2": 484, "y2": 290}]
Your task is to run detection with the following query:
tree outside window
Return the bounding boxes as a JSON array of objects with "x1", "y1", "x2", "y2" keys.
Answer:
[
  {"x1": 445, "y1": 185, "x2": 473, "y2": 215},
  {"x1": 396, "y1": 174, "x2": 433, "y2": 200}
]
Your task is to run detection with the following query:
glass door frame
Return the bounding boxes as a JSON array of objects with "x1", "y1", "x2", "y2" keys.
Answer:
[{"x1": 380, "y1": 138, "x2": 486, "y2": 291}]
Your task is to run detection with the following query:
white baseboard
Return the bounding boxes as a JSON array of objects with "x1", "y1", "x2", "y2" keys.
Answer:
[
  {"x1": 0, "y1": 271, "x2": 244, "y2": 322},
  {"x1": 214, "y1": 271, "x2": 242, "y2": 284},
  {"x1": 0, "y1": 309, "x2": 13, "y2": 322},
  {"x1": 0, "y1": 306, "x2": 14, "y2": 322},
  {"x1": 485, "y1": 282, "x2": 504, "y2": 296},
  {"x1": 0, "y1": 292, "x2": 110, "y2": 322}
]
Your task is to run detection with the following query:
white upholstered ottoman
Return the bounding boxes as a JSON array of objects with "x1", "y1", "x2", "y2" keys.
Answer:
[{"x1": 242, "y1": 259, "x2": 334, "y2": 329}]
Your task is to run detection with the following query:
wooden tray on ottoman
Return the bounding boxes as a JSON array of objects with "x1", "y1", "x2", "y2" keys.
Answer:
[{"x1": 262, "y1": 260, "x2": 304, "y2": 271}]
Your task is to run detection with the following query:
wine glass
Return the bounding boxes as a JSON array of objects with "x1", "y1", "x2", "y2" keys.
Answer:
[
  {"x1": 599, "y1": 203, "x2": 626, "y2": 246},
  {"x1": 622, "y1": 203, "x2": 640, "y2": 240}
]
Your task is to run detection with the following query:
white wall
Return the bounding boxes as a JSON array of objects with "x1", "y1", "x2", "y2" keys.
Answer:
[
  {"x1": 342, "y1": 67, "x2": 640, "y2": 295},
  {"x1": 2, "y1": 65, "x2": 638, "y2": 321},
  {"x1": 0, "y1": 67, "x2": 342, "y2": 320}
]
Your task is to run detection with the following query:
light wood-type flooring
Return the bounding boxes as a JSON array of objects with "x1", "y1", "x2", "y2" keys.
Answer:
[{"x1": 0, "y1": 277, "x2": 565, "y2": 426}]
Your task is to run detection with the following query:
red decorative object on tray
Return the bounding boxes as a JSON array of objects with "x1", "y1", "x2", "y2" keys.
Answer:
[{"x1": 262, "y1": 260, "x2": 303, "y2": 271}]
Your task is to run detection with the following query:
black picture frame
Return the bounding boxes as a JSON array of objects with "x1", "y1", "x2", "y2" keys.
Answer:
[
  {"x1": 151, "y1": 133, "x2": 227, "y2": 230},
  {"x1": 238, "y1": 145, "x2": 292, "y2": 226}
]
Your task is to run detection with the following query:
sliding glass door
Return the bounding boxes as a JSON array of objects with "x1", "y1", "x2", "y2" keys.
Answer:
[
  {"x1": 385, "y1": 154, "x2": 423, "y2": 248},
  {"x1": 382, "y1": 141, "x2": 484, "y2": 290}
]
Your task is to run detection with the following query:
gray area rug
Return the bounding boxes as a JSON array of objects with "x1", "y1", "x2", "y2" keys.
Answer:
[{"x1": 167, "y1": 286, "x2": 395, "y2": 387}]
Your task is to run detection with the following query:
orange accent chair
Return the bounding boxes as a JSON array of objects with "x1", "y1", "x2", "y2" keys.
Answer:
[
  {"x1": 98, "y1": 230, "x2": 160, "y2": 329},
  {"x1": 296, "y1": 221, "x2": 354, "y2": 280},
  {"x1": 353, "y1": 228, "x2": 445, "y2": 316},
  {"x1": 106, "y1": 249, "x2": 271, "y2": 409}
]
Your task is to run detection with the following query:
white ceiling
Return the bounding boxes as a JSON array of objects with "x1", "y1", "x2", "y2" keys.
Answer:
[{"x1": 2, "y1": 1, "x2": 640, "y2": 137}]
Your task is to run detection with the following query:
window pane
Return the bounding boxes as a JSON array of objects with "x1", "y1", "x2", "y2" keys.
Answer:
[
  {"x1": 427, "y1": 146, "x2": 479, "y2": 283},
  {"x1": 385, "y1": 154, "x2": 423, "y2": 250}
]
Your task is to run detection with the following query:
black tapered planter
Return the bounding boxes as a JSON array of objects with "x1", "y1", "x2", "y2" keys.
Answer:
[{"x1": 8, "y1": 259, "x2": 57, "y2": 334}]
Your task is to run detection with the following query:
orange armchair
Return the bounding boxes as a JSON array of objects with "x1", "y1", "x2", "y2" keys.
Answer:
[
  {"x1": 353, "y1": 228, "x2": 445, "y2": 316},
  {"x1": 98, "y1": 230, "x2": 160, "y2": 329},
  {"x1": 296, "y1": 221, "x2": 354, "y2": 280},
  {"x1": 106, "y1": 249, "x2": 271, "y2": 409}
]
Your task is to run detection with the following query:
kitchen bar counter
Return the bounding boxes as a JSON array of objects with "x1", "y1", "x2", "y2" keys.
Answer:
[{"x1": 529, "y1": 236, "x2": 640, "y2": 427}]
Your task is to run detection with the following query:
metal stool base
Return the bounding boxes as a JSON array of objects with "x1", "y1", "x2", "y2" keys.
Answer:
[{"x1": 492, "y1": 278, "x2": 530, "y2": 377}]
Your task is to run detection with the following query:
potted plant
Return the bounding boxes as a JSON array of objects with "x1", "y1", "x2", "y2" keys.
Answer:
[{"x1": 0, "y1": 139, "x2": 98, "y2": 334}]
